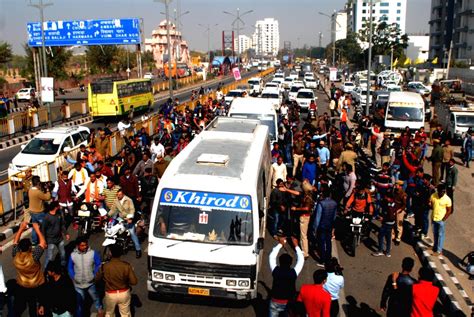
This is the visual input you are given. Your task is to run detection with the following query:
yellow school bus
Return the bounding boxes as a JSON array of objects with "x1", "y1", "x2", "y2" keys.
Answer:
[{"x1": 88, "y1": 78, "x2": 154, "y2": 118}]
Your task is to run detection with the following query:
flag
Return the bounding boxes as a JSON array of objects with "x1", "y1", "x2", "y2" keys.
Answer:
[
  {"x1": 392, "y1": 58, "x2": 398, "y2": 67},
  {"x1": 415, "y1": 57, "x2": 425, "y2": 64},
  {"x1": 404, "y1": 58, "x2": 411, "y2": 66},
  {"x1": 432, "y1": 57, "x2": 438, "y2": 64}
]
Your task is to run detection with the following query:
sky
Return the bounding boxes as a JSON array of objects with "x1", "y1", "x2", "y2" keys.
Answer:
[{"x1": 0, "y1": 0, "x2": 431, "y2": 55}]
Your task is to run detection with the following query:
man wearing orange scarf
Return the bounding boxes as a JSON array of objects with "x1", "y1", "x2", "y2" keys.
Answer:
[{"x1": 76, "y1": 173, "x2": 104, "y2": 204}]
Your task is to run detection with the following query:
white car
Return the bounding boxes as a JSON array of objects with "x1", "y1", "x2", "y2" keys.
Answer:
[
  {"x1": 289, "y1": 71, "x2": 299, "y2": 80},
  {"x1": 260, "y1": 88, "x2": 282, "y2": 111},
  {"x1": 224, "y1": 89, "x2": 246, "y2": 105},
  {"x1": 247, "y1": 77, "x2": 263, "y2": 96},
  {"x1": 288, "y1": 84, "x2": 305, "y2": 101},
  {"x1": 304, "y1": 77, "x2": 318, "y2": 89},
  {"x1": 342, "y1": 82, "x2": 356, "y2": 94},
  {"x1": 295, "y1": 89, "x2": 317, "y2": 110},
  {"x1": 143, "y1": 72, "x2": 155, "y2": 79},
  {"x1": 15, "y1": 88, "x2": 35, "y2": 102},
  {"x1": 352, "y1": 87, "x2": 372, "y2": 105},
  {"x1": 304, "y1": 72, "x2": 314, "y2": 79},
  {"x1": 8, "y1": 126, "x2": 91, "y2": 178}
]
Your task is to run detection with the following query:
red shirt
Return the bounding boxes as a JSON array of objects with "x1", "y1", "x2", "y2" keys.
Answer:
[
  {"x1": 297, "y1": 284, "x2": 331, "y2": 317},
  {"x1": 411, "y1": 281, "x2": 439, "y2": 317}
]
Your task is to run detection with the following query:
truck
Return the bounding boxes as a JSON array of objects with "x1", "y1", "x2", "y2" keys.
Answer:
[
  {"x1": 385, "y1": 91, "x2": 425, "y2": 133},
  {"x1": 147, "y1": 124, "x2": 272, "y2": 300},
  {"x1": 435, "y1": 103, "x2": 474, "y2": 142}
]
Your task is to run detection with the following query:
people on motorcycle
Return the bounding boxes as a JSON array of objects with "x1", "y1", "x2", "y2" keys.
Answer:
[
  {"x1": 76, "y1": 173, "x2": 104, "y2": 204},
  {"x1": 108, "y1": 190, "x2": 142, "y2": 259},
  {"x1": 344, "y1": 182, "x2": 374, "y2": 217}
]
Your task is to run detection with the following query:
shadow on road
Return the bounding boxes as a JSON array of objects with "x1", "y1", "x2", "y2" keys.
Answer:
[{"x1": 343, "y1": 295, "x2": 381, "y2": 317}]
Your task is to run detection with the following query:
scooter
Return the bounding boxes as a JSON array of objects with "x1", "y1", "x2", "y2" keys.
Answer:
[{"x1": 102, "y1": 217, "x2": 133, "y2": 260}]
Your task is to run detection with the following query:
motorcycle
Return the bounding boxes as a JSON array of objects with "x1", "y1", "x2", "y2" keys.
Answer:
[
  {"x1": 73, "y1": 202, "x2": 106, "y2": 237},
  {"x1": 352, "y1": 104, "x2": 363, "y2": 124},
  {"x1": 346, "y1": 213, "x2": 371, "y2": 257},
  {"x1": 102, "y1": 217, "x2": 132, "y2": 260}
]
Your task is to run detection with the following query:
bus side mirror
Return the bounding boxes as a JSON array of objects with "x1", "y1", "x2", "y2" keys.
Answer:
[{"x1": 256, "y1": 237, "x2": 264, "y2": 254}]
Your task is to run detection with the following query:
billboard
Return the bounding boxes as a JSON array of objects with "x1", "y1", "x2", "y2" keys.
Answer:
[
  {"x1": 27, "y1": 18, "x2": 141, "y2": 47},
  {"x1": 41, "y1": 77, "x2": 54, "y2": 103}
]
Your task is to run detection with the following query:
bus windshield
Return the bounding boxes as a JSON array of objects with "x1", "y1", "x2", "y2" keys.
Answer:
[
  {"x1": 387, "y1": 106, "x2": 423, "y2": 122},
  {"x1": 154, "y1": 190, "x2": 253, "y2": 245},
  {"x1": 91, "y1": 82, "x2": 113, "y2": 94}
]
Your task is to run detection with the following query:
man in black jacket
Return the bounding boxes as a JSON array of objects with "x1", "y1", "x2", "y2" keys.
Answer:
[
  {"x1": 139, "y1": 167, "x2": 158, "y2": 215},
  {"x1": 380, "y1": 257, "x2": 416, "y2": 317},
  {"x1": 42, "y1": 261, "x2": 76, "y2": 317}
]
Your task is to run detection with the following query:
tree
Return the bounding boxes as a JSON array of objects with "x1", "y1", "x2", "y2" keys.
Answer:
[
  {"x1": 358, "y1": 20, "x2": 408, "y2": 59},
  {"x1": 326, "y1": 32, "x2": 365, "y2": 67},
  {"x1": 0, "y1": 42, "x2": 13, "y2": 65},
  {"x1": 22, "y1": 44, "x2": 73, "y2": 81},
  {"x1": 142, "y1": 50, "x2": 155, "y2": 72},
  {"x1": 112, "y1": 47, "x2": 136, "y2": 72},
  {"x1": 85, "y1": 45, "x2": 118, "y2": 74}
]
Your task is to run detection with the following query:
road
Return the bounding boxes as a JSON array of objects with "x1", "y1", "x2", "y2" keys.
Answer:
[
  {"x1": 0, "y1": 70, "x2": 260, "y2": 177},
  {"x1": 0, "y1": 81, "x2": 438, "y2": 317}
]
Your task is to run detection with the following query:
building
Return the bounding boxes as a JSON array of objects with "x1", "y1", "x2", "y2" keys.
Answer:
[
  {"x1": 252, "y1": 18, "x2": 280, "y2": 56},
  {"x1": 429, "y1": 0, "x2": 474, "y2": 63},
  {"x1": 144, "y1": 20, "x2": 190, "y2": 69},
  {"x1": 406, "y1": 35, "x2": 430, "y2": 62},
  {"x1": 332, "y1": 10, "x2": 348, "y2": 42},
  {"x1": 346, "y1": 0, "x2": 407, "y2": 34},
  {"x1": 235, "y1": 35, "x2": 251, "y2": 54}
]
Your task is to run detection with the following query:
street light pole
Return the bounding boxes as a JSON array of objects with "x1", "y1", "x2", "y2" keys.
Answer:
[
  {"x1": 199, "y1": 24, "x2": 218, "y2": 63},
  {"x1": 156, "y1": 0, "x2": 174, "y2": 99},
  {"x1": 223, "y1": 9, "x2": 253, "y2": 64},
  {"x1": 319, "y1": 11, "x2": 340, "y2": 67},
  {"x1": 29, "y1": 0, "x2": 53, "y2": 127},
  {"x1": 366, "y1": 0, "x2": 376, "y2": 116}
]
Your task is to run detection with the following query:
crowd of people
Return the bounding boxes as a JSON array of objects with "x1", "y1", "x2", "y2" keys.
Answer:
[
  {"x1": 0, "y1": 69, "x2": 469, "y2": 317},
  {"x1": 264, "y1": 78, "x2": 464, "y2": 316}
]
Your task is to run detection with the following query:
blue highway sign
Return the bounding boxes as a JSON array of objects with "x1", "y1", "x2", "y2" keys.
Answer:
[{"x1": 27, "y1": 18, "x2": 141, "y2": 47}]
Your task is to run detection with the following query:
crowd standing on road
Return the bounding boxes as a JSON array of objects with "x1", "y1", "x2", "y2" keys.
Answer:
[{"x1": 0, "y1": 65, "x2": 470, "y2": 317}]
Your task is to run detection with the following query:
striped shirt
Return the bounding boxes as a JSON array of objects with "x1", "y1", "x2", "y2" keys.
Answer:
[{"x1": 103, "y1": 185, "x2": 121, "y2": 210}]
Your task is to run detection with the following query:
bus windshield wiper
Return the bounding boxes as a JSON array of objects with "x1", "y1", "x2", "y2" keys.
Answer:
[{"x1": 166, "y1": 240, "x2": 194, "y2": 248}]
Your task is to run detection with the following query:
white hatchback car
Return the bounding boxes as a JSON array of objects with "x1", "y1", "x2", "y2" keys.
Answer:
[
  {"x1": 8, "y1": 126, "x2": 90, "y2": 177},
  {"x1": 15, "y1": 88, "x2": 35, "y2": 102},
  {"x1": 295, "y1": 89, "x2": 317, "y2": 110}
]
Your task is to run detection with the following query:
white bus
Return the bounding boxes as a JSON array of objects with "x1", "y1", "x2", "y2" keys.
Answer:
[
  {"x1": 385, "y1": 91, "x2": 425, "y2": 133},
  {"x1": 147, "y1": 125, "x2": 272, "y2": 300}
]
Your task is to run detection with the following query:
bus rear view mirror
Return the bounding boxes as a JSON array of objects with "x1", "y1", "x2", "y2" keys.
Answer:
[{"x1": 256, "y1": 237, "x2": 264, "y2": 254}]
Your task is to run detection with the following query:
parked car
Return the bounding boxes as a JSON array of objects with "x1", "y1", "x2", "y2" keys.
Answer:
[
  {"x1": 8, "y1": 126, "x2": 90, "y2": 177},
  {"x1": 295, "y1": 89, "x2": 317, "y2": 111},
  {"x1": 304, "y1": 77, "x2": 318, "y2": 89},
  {"x1": 15, "y1": 88, "x2": 35, "y2": 102},
  {"x1": 143, "y1": 72, "x2": 155, "y2": 79}
]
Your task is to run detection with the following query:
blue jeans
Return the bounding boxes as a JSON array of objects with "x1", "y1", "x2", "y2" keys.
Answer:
[
  {"x1": 432, "y1": 220, "x2": 446, "y2": 253},
  {"x1": 53, "y1": 312, "x2": 73, "y2": 317},
  {"x1": 269, "y1": 300, "x2": 288, "y2": 317},
  {"x1": 378, "y1": 223, "x2": 394, "y2": 254},
  {"x1": 30, "y1": 212, "x2": 46, "y2": 245},
  {"x1": 127, "y1": 224, "x2": 141, "y2": 251},
  {"x1": 318, "y1": 228, "x2": 332, "y2": 264},
  {"x1": 75, "y1": 284, "x2": 101, "y2": 317},
  {"x1": 422, "y1": 210, "x2": 430, "y2": 235},
  {"x1": 44, "y1": 240, "x2": 66, "y2": 269},
  {"x1": 465, "y1": 146, "x2": 472, "y2": 166}
]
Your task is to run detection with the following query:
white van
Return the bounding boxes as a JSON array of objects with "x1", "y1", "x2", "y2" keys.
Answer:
[
  {"x1": 435, "y1": 103, "x2": 474, "y2": 142},
  {"x1": 228, "y1": 97, "x2": 279, "y2": 144},
  {"x1": 385, "y1": 91, "x2": 425, "y2": 132},
  {"x1": 247, "y1": 77, "x2": 263, "y2": 96},
  {"x1": 260, "y1": 88, "x2": 282, "y2": 111},
  {"x1": 147, "y1": 126, "x2": 272, "y2": 300}
]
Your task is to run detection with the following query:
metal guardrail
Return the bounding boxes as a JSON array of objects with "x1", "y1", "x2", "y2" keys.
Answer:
[{"x1": 0, "y1": 68, "x2": 275, "y2": 225}]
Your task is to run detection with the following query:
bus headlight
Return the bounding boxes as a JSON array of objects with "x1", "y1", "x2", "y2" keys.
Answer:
[
  {"x1": 152, "y1": 271, "x2": 163, "y2": 281},
  {"x1": 165, "y1": 274, "x2": 176, "y2": 281},
  {"x1": 238, "y1": 280, "x2": 250, "y2": 287},
  {"x1": 226, "y1": 279, "x2": 237, "y2": 287}
]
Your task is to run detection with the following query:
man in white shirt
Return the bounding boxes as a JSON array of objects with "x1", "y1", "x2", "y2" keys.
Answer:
[
  {"x1": 117, "y1": 119, "x2": 131, "y2": 137},
  {"x1": 68, "y1": 162, "x2": 89, "y2": 189},
  {"x1": 150, "y1": 137, "x2": 165, "y2": 162},
  {"x1": 324, "y1": 258, "x2": 345, "y2": 317},
  {"x1": 271, "y1": 156, "x2": 288, "y2": 188}
]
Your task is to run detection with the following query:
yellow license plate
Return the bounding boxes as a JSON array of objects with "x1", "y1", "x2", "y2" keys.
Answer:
[{"x1": 188, "y1": 287, "x2": 210, "y2": 296}]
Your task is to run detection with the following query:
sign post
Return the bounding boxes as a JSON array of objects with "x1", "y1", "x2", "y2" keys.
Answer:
[{"x1": 41, "y1": 77, "x2": 54, "y2": 127}]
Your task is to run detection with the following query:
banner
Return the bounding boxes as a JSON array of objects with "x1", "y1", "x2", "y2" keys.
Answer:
[
  {"x1": 329, "y1": 68, "x2": 337, "y2": 81},
  {"x1": 41, "y1": 77, "x2": 54, "y2": 103},
  {"x1": 232, "y1": 67, "x2": 241, "y2": 81}
]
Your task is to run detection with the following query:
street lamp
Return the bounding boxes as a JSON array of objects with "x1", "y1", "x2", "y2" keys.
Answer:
[
  {"x1": 319, "y1": 11, "x2": 340, "y2": 67},
  {"x1": 155, "y1": 0, "x2": 174, "y2": 99},
  {"x1": 198, "y1": 24, "x2": 219, "y2": 62},
  {"x1": 223, "y1": 8, "x2": 253, "y2": 62},
  {"x1": 28, "y1": 0, "x2": 53, "y2": 127},
  {"x1": 365, "y1": 0, "x2": 381, "y2": 116}
]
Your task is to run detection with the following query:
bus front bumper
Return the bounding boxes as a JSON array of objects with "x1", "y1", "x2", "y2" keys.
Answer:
[{"x1": 147, "y1": 280, "x2": 256, "y2": 300}]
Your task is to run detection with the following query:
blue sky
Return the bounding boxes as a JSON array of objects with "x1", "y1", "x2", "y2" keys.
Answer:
[{"x1": 1, "y1": 0, "x2": 430, "y2": 54}]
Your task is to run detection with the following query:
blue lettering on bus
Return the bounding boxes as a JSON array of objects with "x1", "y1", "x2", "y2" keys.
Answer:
[{"x1": 160, "y1": 188, "x2": 251, "y2": 212}]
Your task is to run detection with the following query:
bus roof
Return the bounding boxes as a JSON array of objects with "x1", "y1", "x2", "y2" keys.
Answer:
[
  {"x1": 388, "y1": 91, "x2": 424, "y2": 105},
  {"x1": 163, "y1": 127, "x2": 269, "y2": 181},
  {"x1": 205, "y1": 117, "x2": 261, "y2": 133},
  {"x1": 228, "y1": 97, "x2": 276, "y2": 115}
]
